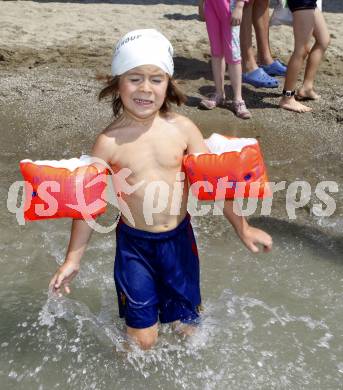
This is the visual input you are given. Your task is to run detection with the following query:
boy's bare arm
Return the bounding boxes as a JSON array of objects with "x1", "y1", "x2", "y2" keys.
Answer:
[
  {"x1": 182, "y1": 116, "x2": 272, "y2": 253},
  {"x1": 223, "y1": 200, "x2": 272, "y2": 253},
  {"x1": 49, "y1": 219, "x2": 93, "y2": 295},
  {"x1": 91, "y1": 130, "x2": 118, "y2": 165},
  {"x1": 49, "y1": 131, "x2": 117, "y2": 295},
  {"x1": 181, "y1": 116, "x2": 209, "y2": 154}
]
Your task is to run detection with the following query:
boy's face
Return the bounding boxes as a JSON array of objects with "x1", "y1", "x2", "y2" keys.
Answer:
[{"x1": 119, "y1": 65, "x2": 169, "y2": 119}]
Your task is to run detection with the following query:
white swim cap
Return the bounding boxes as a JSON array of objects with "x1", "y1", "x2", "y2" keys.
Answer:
[{"x1": 111, "y1": 29, "x2": 174, "y2": 77}]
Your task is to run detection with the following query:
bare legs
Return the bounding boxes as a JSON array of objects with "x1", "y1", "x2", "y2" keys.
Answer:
[
  {"x1": 126, "y1": 322, "x2": 197, "y2": 350},
  {"x1": 297, "y1": 9, "x2": 330, "y2": 100},
  {"x1": 240, "y1": 0, "x2": 274, "y2": 72},
  {"x1": 253, "y1": 0, "x2": 274, "y2": 66},
  {"x1": 211, "y1": 56, "x2": 226, "y2": 99},
  {"x1": 203, "y1": 56, "x2": 251, "y2": 119},
  {"x1": 280, "y1": 9, "x2": 330, "y2": 112},
  {"x1": 211, "y1": 59, "x2": 244, "y2": 103},
  {"x1": 127, "y1": 323, "x2": 158, "y2": 350},
  {"x1": 240, "y1": 0, "x2": 258, "y2": 73},
  {"x1": 228, "y1": 62, "x2": 243, "y2": 102}
]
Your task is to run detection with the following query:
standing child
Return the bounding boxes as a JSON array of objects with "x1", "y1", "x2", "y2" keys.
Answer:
[
  {"x1": 280, "y1": 0, "x2": 330, "y2": 112},
  {"x1": 199, "y1": 0, "x2": 252, "y2": 119},
  {"x1": 49, "y1": 29, "x2": 272, "y2": 350}
]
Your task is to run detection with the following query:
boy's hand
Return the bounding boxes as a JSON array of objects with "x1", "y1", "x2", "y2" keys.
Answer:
[
  {"x1": 231, "y1": 1, "x2": 244, "y2": 26},
  {"x1": 49, "y1": 261, "x2": 80, "y2": 296},
  {"x1": 237, "y1": 225, "x2": 273, "y2": 253}
]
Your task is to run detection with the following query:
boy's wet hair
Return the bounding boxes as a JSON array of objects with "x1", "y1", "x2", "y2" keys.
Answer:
[{"x1": 98, "y1": 75, "x2": 187, "y2": 117}]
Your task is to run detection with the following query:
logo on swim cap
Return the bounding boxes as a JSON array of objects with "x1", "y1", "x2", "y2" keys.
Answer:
[
  {"x1": 111, "y1": 29, "x2": 174, "y2": 77},
  {"x1": 115, "y1": 33, "x2": 143, "y2": 51}
]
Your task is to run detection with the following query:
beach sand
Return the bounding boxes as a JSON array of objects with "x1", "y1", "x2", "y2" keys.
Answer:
[{"x1": 0, "y1": 0, "x2": 342, "y2": 233}]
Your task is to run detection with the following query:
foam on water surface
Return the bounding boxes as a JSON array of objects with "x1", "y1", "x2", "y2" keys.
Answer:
[{"x1": 1, "y1": 217, "x2": 342, "y2": 390}]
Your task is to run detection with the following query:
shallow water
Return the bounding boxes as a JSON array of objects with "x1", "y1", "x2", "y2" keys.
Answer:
[
  {"x1": 1, "y1": 102, "x2": 343, "y2": 389},
  {"x1": 0, "y1": 215, "x2": 343, "y2": 390}
]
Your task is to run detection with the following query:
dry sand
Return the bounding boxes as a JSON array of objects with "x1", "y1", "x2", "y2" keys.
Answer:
[{"x1": 0, "y1": 0, "x2": 342, "y2": 234}]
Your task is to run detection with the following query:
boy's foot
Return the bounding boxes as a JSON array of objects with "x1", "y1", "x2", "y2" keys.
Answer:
[
  {"x1": 296, "y1": 88, "x2": 321, "y2": 101},
  {"x1": 232, "y1": 100, "x2": 252, "y2": 119},
  {"x1": 199, "y1": 94, "x2": 225, "y2": 110},
  {"x1": 279, "y1": 96, "x2": 312, "y2": 113}
]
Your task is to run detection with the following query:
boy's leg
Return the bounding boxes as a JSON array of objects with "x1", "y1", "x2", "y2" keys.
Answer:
[
  {"x1": 158, "y1": 217, "x2": 202, "y2": 331},
  {"x1": 126, "y1": 323, "x2": 158, "y2": 350},
  {"x1": 172, "y1": 321, "x2": 197, "y2": 336},
  {"x1": 114, "y1": 226, "x2": 161, "y2": 350},
  {"x1": 252, "y1": 0, "x2": 274, "y2": 66},
  {"x1": 297, "y1": 8, "x2": 330, "y2": 100},
  {"x1": 280, "y1": 9, "x2": 315, "y2": 112}
]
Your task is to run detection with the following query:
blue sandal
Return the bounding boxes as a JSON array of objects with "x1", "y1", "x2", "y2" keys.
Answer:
[
  {"x1": 242, "y1": 68, "x2": 279, "y2": 88},
  {"x1": 260, "y1": 59, "x2": 287, "y2": 77}
]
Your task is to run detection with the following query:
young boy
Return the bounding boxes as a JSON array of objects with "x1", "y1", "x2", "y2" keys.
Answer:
[
  {"x1": 280, "y1": 0, "x2": 330, "y2": 112},
  {"x1": 49, "y1": 29, "x2": 272, "y2": 350}
]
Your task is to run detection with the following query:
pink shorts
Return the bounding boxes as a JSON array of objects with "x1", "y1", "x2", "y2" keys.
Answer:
[{"x1": 204, "y1": 0, "x2": 242, "y2": 64}]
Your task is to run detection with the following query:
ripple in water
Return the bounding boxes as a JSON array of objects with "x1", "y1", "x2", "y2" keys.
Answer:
[{"x1": 1, "y1": 217, "x2": 343, "y2": 389}]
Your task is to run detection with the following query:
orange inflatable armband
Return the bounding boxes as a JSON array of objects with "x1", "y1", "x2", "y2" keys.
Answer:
[
  {"x1": 20, "y1": 156, "x2": 108, "y2": 221},
  {"x1": 183, "y1": 133, "x2": 270, "y2": 200}
]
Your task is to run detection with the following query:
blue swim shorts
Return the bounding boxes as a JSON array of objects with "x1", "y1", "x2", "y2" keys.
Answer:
[{"x1": 114, "y1": 214, "x2": 202, "y2": 329}]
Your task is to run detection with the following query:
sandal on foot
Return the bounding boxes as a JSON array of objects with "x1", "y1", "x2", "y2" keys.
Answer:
[
  {"x1": 199, "y1": 94, "x2": 224, "y2": 110},
  {"x1": 242, "y1": 68, "x2": 279, "y2": 88},
  {"x1": 260, "y1": 59, "x2": 287, "y2": 77},
  {"x1": 233, "y1": 100, "x2": 252, "y2": 120}
]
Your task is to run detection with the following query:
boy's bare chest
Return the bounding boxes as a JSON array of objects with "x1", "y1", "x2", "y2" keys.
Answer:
[{"x1": 115, "y1": 132, "x2": 187, "y2": 171}]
